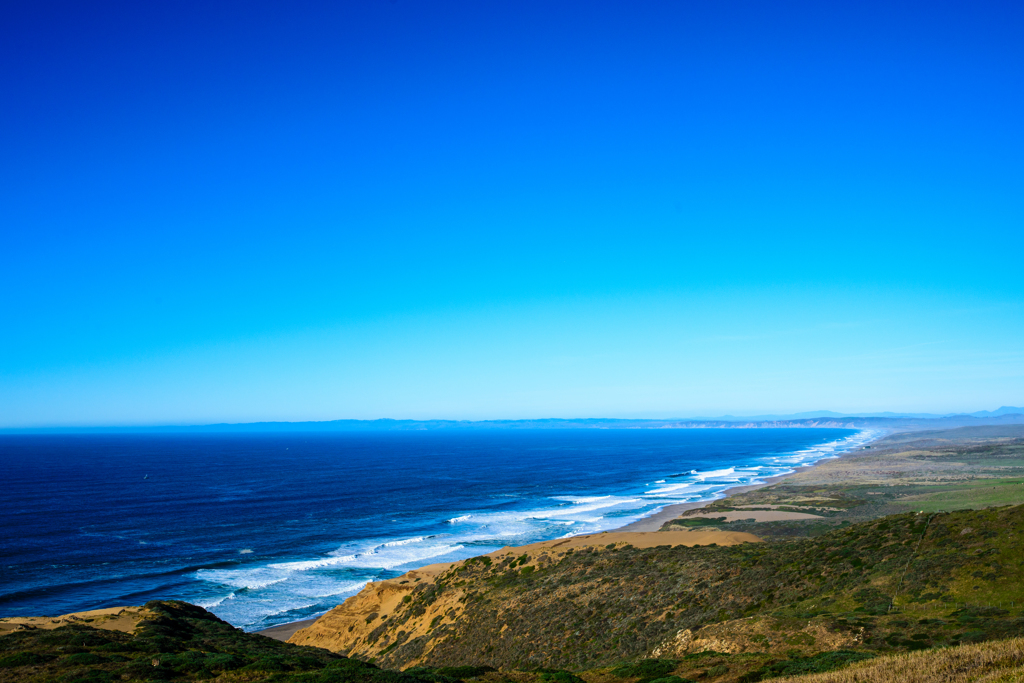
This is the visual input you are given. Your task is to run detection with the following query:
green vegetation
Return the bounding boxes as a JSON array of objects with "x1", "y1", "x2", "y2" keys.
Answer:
[
  {"x1": 770, "y1": 637, "x2": 1024, "y2": 682},
  {"x1": 664, "y1": 430, "x2": 1024, "y2": 540},
  {"x1": 737, "y1": 651, "x2": 874, "y2": 681},
  {"x1": 0, "y1": 600, "x2": 436, "y2": 682},
  {"x1": 364, "y1": 504, "x2": 1024, "y2": 672},
  {"x1": 610, "y1": 658, "x2": 677, "y2": 680},
  {"x1": 5, "y1": 503, "x2": 1024, "y2": 681},
  {"x1": 538, "y1": 670, "x2": 586, "y2": 683},
  {"x1": 896, "y1": 478, "x2": 1024, "y2": 513},
  {"x1": 404, "y1": 665, "x2": 497, "y2": 682}
]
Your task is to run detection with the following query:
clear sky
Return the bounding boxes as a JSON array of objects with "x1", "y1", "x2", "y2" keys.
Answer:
[{"x1": 2, "y1": 0, "x2": 1023, "y2": 426}]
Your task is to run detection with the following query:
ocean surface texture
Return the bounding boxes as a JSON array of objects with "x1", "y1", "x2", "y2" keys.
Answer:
[{"x1": 0, "y1": 429, "x2": 875, "y2": 631}]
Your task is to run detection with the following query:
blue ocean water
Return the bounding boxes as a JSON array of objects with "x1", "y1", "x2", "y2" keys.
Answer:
[{"x1": 0, "y1": 428, "x2": 876, "y2": 631}]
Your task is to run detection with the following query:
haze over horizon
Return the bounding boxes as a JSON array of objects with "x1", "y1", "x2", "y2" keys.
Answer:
[{"x1": 3, "y1": 1, "x2": 1023, "y2": 427}]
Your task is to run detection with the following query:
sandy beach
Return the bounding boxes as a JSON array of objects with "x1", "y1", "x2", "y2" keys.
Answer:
[
  {"x1": 257, "y1": 433, "x2": 883, "y2": 641},
  {"x1": 614, "y1": 463, "x2": 846, "y2": 532},
  {"x1": 254, "y1": 617, "x2": 319, "y2": 642}
]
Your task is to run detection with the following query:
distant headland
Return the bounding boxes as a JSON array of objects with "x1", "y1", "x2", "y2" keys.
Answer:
[{"x1": 4, "y1": 406, "x2": 1023, "y2": 434}]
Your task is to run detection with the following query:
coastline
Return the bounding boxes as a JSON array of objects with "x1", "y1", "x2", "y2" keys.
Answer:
[
  {"x1": 257, "y1": 429, "x2": 883, "y2": 640},
  {"x1": 256, "y1": 617, "x2": 318, "y2": 642},
  {"x1": 617, "y1": 428, "x2": 887, "y2": 532},
  {"x1": 613, "y1": 471, "x2": 800, "y2": 532}
]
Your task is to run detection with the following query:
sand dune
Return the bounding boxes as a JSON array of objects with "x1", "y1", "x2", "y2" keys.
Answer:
[{"x1": 0, "y1": 606, "x2": 155, "y2": 636}]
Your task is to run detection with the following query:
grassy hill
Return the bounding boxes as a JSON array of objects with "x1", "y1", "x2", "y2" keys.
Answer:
[
  {"x1": 315, "y1": 503, "x2": 1024, "y2": 672},
  {"x1": 5, "y1": 504, "x2": 1024, "y2": 683},
  {"x1": 0, "y1": 600, "x2": 447, "y2": 682},
  {"x1": 4, "y1": 505, "x2": 1024, "y2": 681},
  {"x1": 6, "y1": 427, "x2": 1024, "y2": 682}
]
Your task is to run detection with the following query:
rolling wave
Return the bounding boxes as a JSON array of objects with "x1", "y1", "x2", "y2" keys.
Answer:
[{"x1": 189, "y1": 429, "x2": 881, "y2": 631}]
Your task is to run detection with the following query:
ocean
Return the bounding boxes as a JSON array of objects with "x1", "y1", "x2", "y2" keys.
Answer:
[{"x1": 0, "y1": 428, "x2": 876, "y2": 631}]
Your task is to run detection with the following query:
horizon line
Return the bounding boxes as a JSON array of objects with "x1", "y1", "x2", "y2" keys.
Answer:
[{"x1": 3, "y1": 408, "x2": 1023, "y2": 433}]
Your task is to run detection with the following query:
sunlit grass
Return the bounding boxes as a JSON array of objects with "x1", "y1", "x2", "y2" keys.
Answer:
[{"x1": 775, "y1": 638, "x2": 1024, "y2": 682}]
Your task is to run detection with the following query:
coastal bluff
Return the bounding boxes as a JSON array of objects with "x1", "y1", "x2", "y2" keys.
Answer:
[
  {"x1": 284, "y1": 503, "x2": 1024, "y2": 672},
  {"x1": 287, "y1": 529, "x2": 760, "y2": 661}
]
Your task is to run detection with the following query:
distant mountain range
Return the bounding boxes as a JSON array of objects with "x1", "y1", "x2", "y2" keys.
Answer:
[{"x1": 4, "y1": 407, "x2": 1024, "y2": 433}]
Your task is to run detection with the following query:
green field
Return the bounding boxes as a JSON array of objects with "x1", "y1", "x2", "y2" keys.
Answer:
[{"x1": 893, "y1": 478, "x2": 1024, "y2": 513}]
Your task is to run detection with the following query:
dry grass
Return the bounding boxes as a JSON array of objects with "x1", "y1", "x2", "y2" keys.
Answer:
[{"x1": 775, "y1": 638, "x2": 1024, "y2": 683}]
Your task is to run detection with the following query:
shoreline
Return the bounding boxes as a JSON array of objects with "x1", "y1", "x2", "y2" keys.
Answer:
[
  {"x1": 255, "y1": 617, "x2": 319, "y2": 642},
  {"x1": 613, "y1": 470, "x2": 803, "y2": 532},
  {"x1": 617, "y1": 428, "x2": 887, "y2": 532},
  {"x1": 257, "y1": 429, "x2": 884, "y2": 640}
]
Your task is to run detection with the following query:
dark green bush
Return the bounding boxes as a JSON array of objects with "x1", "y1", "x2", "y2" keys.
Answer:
[
  {"x1": 58, "y1": 669, "x2": 118, "y2": 682},
  {"x1": 405, "y1": 664, "x2": 496, "y2": 682},
  {"x1": 0, "y1": 651, "x2": 55, "y2": 667},
  {"x1": 117, "y1": 660, "x2": 176, "y2": 680},
  {"x1": 739, "y1": 650, "x2": 874, "y2": 682},
  {"x1": 432, "y1": 665, "x2": 496, "y2": 678},
  {"x1": 540, "y1": 671, "x2": 586, "y2": 683},
  {"x1": 241, "y1": 654, "x2": 293, "y2": 672},
  {"x1": 612, "y1": 659, "x2": 678, "y2": 680},
  {"x1": 61, "y1": 652, "x2": 108, "y2": 666}
]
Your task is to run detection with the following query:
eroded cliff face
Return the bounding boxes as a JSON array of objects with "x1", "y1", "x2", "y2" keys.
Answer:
[
  {"x1": 288, "y1": 562, "x2": 462, "y2": 660},
  {"x1": 287, "y1": 529, "x2": 762, "y2": 668},
  {"x1": 651, "y1": 615, "x2": 862, "y2": 657}
]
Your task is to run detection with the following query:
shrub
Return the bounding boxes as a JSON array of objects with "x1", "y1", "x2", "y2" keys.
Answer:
[
  {"x1": 540, "y1": 671, "x2": 586, "y2": 683},
  {"x1": 612, "y1": 659, "x2": 678, "y2": 680},
  {"x1": 0, "y1": 651, "x2": 54, "y2": 667},
  {"x1": 739, "y1": 650, "x2": 874, "y2": 682},
  {"x1": 61, "y1": 652, "x2": 107, "y2": 666}
]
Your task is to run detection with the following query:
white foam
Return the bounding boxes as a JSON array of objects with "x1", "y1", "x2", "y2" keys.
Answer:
[
  {"x1": 197, "y1": 592, "x2": 235, "y2": 609},
  {"x1": 268, "y1": 554, "x2": 359, "y2": 572},
  {"x1": 643, "y1": 479, "x2": 712, "y2": 492},
  {"x1": 551, "y1": 495, "x2": 613, "y2": 504},
  {"x1": 379, "y1": 536, "x2": 426, "y2": 547},
  {"x1": 693, "y1": 467, "x2": 736, "y2": 480},
  {"x1": 197, "y1": 428, "x2": 885, "y2": 631},
  {"x1": 290, "y1": 580, "x2": 369, "y2": 599},
  {"x1": 197, "y1": 567, "x2": 290, "y2": 590}
]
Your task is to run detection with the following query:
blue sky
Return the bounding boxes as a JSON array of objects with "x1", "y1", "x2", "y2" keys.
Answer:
[{"x1": 2, "y1": 0, "x2": 1023, "y2": 426}]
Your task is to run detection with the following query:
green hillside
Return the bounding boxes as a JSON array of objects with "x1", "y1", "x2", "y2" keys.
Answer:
[
  {"x1": 4, "y1": 505, "x2": 1024, "y2": 682},
  {"x1": 0, "y1": 600, "x2": 431, "y2": 683},
  {"x1": 356, "y1": 505, "x2": 1024, "y2": 671}
]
